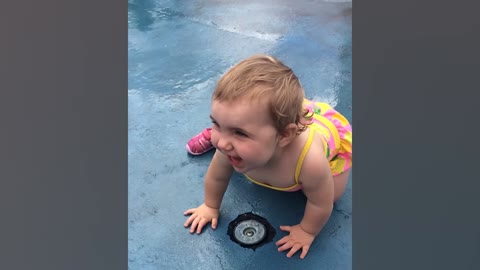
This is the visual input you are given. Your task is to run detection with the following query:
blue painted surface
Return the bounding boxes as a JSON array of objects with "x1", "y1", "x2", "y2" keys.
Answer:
[{"x1": 128, "y1": 1, "x2": 352, "y2": 269}]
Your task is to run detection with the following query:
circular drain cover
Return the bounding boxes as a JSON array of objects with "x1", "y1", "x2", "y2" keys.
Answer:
[
  {"x1": 233, "y1": 220, "x2": 266, "y2": 245},
  {"x1": 227, "y1": 212, "x2": 276, "y2": 250}
]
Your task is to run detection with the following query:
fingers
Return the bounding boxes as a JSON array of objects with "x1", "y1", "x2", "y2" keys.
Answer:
[
  {"x1": 183, "y1": 213, "x2": 197, "y2": 227},
  {"x1": 277, "y1": 240, "x2": 309, "y2": 259},
  {"x1": 189, "y1": 217, "x2": 200, "y2": 233},
  {"x1": 275, "y1": 235, "x2": 290, "y2": 247},
  {"x1": 275, "y1": 226, "x2": 291, "y2": 247},
  {"x1": 183, "y1": 206, "x2": 217, "y2": 234},
  {"x1": 184, "y1": 214, "x2": 212, "y2": 234},
  {"x1": 286, "y1": 243, "x2": 303, "y2": 258},
  {"x1": 183, "y1": 208, "x2": 196, "y2": 215},
  {"x1": 277, "y1": 240, "x2": 294, "y2": 252},
  {"x1": 196, "y1": 219, "x2": 208, "y2": 234},
  {"x1": 211, "y1": 218, "x2": 218, "y2": 230},
  {"x1": 299, "y1": 245, "x2": 310, "y2": 259},
  {"x1": 275, "y1": 230, "x2": 311, "y2": 259}
]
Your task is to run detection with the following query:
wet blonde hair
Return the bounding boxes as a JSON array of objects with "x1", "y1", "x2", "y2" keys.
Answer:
[{"x1": 213, "y1": 54, "x2": 312, "y2": 134}]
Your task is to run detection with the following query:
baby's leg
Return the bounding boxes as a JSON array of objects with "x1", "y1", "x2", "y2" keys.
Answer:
[{"x1": 333, "y1": 169, "x2": 350, "y2": 202}]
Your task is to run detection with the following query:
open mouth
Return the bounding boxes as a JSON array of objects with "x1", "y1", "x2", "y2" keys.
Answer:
[{"x1": 228, "y1": 155, "x2": 243, "y2": 167}]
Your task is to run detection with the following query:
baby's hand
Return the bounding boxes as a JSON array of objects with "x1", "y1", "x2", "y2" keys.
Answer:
[
  {"x1": 183, "y1": 203, "x2": 219, "y2": 234},
  {"x1": 275, "y1": 224, "x2": 315, "y2": 259}
]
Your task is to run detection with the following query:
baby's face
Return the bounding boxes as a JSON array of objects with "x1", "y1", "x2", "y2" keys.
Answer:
[{"x1": 210, "y1": 97, "x2": 280, "y2": 173}]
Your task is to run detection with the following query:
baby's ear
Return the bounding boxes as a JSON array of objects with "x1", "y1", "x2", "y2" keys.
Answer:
[{"x1": 278, "y1": 123, "x2": 298, "y2": 147}]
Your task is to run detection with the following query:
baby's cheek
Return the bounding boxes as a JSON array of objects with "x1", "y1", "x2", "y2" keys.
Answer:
[
  {"x1": 210, "y1": 132, "x2": 219, "y2": 146},
  {"x1": 243, "y1": 144, "x2": 264, "y2": 158}
]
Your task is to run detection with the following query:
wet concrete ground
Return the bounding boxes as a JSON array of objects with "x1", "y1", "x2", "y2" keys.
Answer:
[{"x1": 128, "y1": 0, "x2": 352, "y2": 269}]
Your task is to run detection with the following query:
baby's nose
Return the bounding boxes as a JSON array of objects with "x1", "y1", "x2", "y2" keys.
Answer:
[{"x1": 216, "y1": 136, "x2": 233, "y2": 152}]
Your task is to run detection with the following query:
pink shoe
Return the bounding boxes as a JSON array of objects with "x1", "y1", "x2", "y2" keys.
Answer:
[{"x1": 186, "y1": 128, "x2": 214, "y2": 155}]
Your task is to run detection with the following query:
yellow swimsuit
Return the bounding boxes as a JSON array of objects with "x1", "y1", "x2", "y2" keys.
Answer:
[{"x1": 244, "y1": 100, "x2": 352, "y2": 192}]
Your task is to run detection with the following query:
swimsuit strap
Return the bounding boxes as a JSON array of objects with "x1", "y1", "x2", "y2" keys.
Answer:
[
  {"x1": 243, "y1": 127, "x2": 315, "y2": 191},
  {"x1": 243, "y1": 174, "x2": 298, "y2": 191},
  {"x1": 294, "y1": 127, "x2": 315, "y2": 184}
]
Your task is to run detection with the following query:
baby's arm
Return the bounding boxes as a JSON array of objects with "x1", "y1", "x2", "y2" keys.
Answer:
[
  {"x1": 184, "y1": 151, "x2": 233, "y2": 234},
  {"x1": 203, "y1": 151, "x2": 234, "y2": 209},
  {"x1": 276, "y1": 155, "x2": 334, "y2": 258},
  {"x1": 299, "y1": 156, "x2": 334, "y2": 236}
]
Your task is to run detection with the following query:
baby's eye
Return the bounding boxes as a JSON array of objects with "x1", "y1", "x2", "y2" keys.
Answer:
[
  {"x1": 235, "y1": 130, "x2": 248, "y2": 137},
  {"x1": 211, "y1": 121, "x2": 219, "y2": 127}
]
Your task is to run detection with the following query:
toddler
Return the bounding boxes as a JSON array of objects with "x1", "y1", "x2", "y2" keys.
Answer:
[{"x1": 183, "y1": 54, "x2": 352, "y2": 259}]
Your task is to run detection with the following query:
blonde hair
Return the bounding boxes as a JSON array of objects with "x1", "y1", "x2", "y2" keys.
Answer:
[{"x1": 212, "y1": 54, "x2": 312, "y2": 134}]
